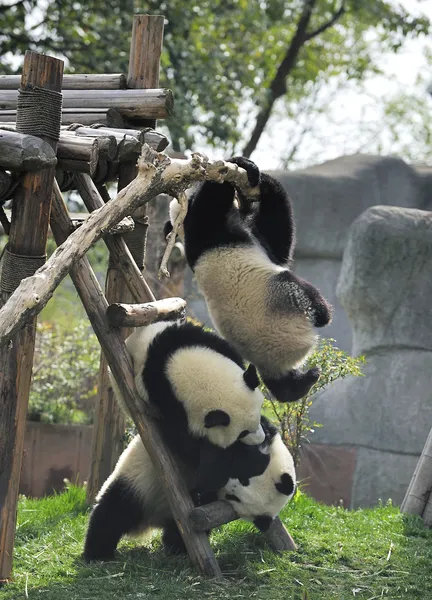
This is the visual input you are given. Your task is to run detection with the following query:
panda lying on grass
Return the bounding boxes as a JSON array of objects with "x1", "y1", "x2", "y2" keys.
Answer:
[
  {"x1": 165, "y1": 156, "x2": 332, "y2": 404},
  {"x1": 84, "y1": 416, "x2": 296, "y2": 561}
]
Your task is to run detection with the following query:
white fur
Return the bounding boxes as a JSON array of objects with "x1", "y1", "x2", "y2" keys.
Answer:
[
  {"x1": 194, "y1": 246, "x2": 317, "y2": 378},
  {"x1": 220, "y1": 434, "x2": 296, "y2": 520},
  {"x1": 166, "y1": 346, "x2": 265, "y2": 447},
  {"x1": 97, "y1": 435, "x2": 192, "y2": 534},
  {"x1": 111, "y1": 321, "x2": 265, "y2": 446}
]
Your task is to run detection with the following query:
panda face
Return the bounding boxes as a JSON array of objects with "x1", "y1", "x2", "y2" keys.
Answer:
[
  {"x1": 220, "y1": 434, "x2": 296, "y2": 521},
  {"x1": 166, "y1": 347, "x2": 265, "y2": 448}
]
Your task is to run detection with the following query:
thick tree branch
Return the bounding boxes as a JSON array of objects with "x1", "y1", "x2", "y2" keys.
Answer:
[
  {"x1": 305, "y1": 4, "x2": 346, "y2": 41},
  {"x1": 243, "y1": 0, "x2": 345, "y2": 158},
  {"x1": 0, "y1": 148, "x2": 259, "y2": 345}
]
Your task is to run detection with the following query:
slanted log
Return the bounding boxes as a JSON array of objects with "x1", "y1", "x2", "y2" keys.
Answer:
[
  {"x1": 0, "y1": 129, "x2": 57, "y2": 170},
  {"x1": 0, "y1": 88, "x2": 173, "y2": 120},
  {"x1": 0, "y1": 150, "x2": 258, "y2": 345},
  {"x1": 49, "y1": 186, "x2": 222, "y2": 579},
  {"x1": 74, "y1": 173, "x2": 155, "y2": 303},
  {"x1": 0, "y1": 73, "x2": 127, "y2": 90},
  {"x1": 0, "y1": 51, "x2": 63, "y2": 581},
  {"x1": 107, "y1": 297, "x2": 186, "y2": 328},
  {"x1": 401, "y1": 427, "x2": 432, "y2": 517}
]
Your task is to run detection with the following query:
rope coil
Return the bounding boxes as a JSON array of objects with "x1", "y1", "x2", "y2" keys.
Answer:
[
  {"x1": 16, "y1": 87, "x2": 63, "y2": 141},
  {"x1": 0, "y1": 246, "x2": 46, "y2": 295}
]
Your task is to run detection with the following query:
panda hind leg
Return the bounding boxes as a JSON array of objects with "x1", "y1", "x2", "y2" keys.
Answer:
[
  {"x1": 263, "y1": 367, "x2": 320, "y2": 403},
  {"x1": 83, "y1": 477, "x2": 145, "y2": 562},
  {"x1": 162, "y1": 519, "x2": 187, "y2": 555}
]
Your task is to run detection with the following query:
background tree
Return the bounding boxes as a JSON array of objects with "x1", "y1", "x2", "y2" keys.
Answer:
[{"x1": 1, "y1": 0, "x2": 430, "y2": 158}]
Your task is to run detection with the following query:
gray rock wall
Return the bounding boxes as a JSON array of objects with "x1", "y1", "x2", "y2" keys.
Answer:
[{"x1": 306, "y1": 206, "x2": 432, "y2": 508}]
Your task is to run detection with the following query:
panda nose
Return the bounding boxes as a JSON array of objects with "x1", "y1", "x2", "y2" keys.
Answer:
[{"x1": 239, "y1": 424, "x2": 265, "y2": 445}]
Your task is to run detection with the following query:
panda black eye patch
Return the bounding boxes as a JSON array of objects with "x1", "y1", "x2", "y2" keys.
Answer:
[{"x1": 204, "y1": 409, "x2": 231, "y2": 428}]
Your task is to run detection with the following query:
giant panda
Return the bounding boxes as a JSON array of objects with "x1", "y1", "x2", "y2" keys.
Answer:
[
  {"x1": 165, "y1": 156, "x2": 332, "y2": 404},
  {"x1": 83, "y1": 416, "x2": 296, "y2": 561},
  {"x1": 110, "y1": 320, "x2": 266, "y2": 479}
]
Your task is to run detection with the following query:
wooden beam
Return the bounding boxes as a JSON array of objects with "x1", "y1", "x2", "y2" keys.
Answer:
[
  {"x1": 106, "y1": 297, "x2": 186, "y2": 327},
  {"x1": 73, "y1": 174, "x2": 155, "y2": 303},
  {"x1": 49, "y1": 187, "x2": 222, "y2": 579},
  {"x1": 0, "y1": 73, "x2": 127, "y2": 90},
  {"x1": 189, "y1": 501, "x2": 297, "y2": 552},
  {"x1": 87, "y1": 14, "x2": 165, "y2": 504},
  {"x1": 0, "y1": 129, "x2": 57, "y2": 171},
  {"x1": 0, "y1": 88, "x2": 173, "y2": 120},
  {"x1": 0, "y1": 151, "x2": 257, "y2": 345},
  {"x1": 401, "y1": 427, "x2": 432, "y2": 518},
  {"x1": 0, "y1": 51, "x2": 63, "y2": 581}
]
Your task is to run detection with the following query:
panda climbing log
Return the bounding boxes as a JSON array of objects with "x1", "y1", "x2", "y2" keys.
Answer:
[{"x1": 165, "y1": 156, "x2": 333, "y2": 404}]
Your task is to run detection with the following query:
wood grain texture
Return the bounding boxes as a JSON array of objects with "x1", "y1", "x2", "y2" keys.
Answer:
[
  {"x1": 49, "y1": 188, "x2": 222, "y2": 579},
  {"x1": 88, "y1": 13, "x2": 165, "y2": 504},
  {"x1": 0, "y1": 51, "x2": 63, "y2": 580},
  {"x1": 401, "y1": 427, "x2": 432, "y2": 517},
  {"x1": 0, "y1": 129, "x2": 57, "y2": 170},
  {"x1": 189, "y1": 501, "x2": 297, "y2": 552},
  {"x1": 0, "y1": 88, "x2": 173, "y2": 119},
  {"x1": 0, "y1": 152, "x2": 257, "y2": 344},
  {"x1": 106, "y1": 297, "x2": 186, "y2": 327},
  {"x1": 0, "y1": 73, "x2": 127, "y2": 90}
]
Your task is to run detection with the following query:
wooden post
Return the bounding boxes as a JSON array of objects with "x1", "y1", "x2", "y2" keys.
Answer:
[
  {"x1": 401, "y1": 427, "x2": 432, "y2": 518},
  {"x1": 86, "y1": 15, "x2": 165, "y2": 504},
  {"x1": 0, "y1": 51, "x2": 63, "y2": 581},
  {"x1": 49, "y1": 189, "x2": 222, "y2": 579}
]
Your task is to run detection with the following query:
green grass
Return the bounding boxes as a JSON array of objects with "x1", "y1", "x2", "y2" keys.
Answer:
[{"x1": 3, "y1": 486, "x2": 432, "y2": 600}]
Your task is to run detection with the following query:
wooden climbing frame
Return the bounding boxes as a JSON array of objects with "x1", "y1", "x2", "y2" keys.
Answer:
[{"x1": 0, "y1": 15, "x2": 296, "y2": 583}]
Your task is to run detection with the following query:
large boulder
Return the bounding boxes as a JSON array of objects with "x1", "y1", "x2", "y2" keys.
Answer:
[{"x1": 301, "y1": 206, "x2": 432, "y2": 508}]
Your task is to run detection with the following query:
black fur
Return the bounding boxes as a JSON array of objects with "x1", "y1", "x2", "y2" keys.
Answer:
[
  {"x1": 253, "y1": 515, "x2": 273, "y2": 532},
  {"x1": 84, "y1": 477, "x2": 146, "y2": 562},
  {"x1": 243, "y1": 363, "x2": 260, "y2": 390},
  {"x1": 263, "y1": 367, "x2": 320, "y2": 404},
  {"x1": 275, "y1": 473, "x2": 295, "y2": 496},
  {"x1": 204, "y1": 409, "x2": 231, "y2": 428},
  {"x1": 194, "y1": 416, "x2": 277, "y2": 495}
]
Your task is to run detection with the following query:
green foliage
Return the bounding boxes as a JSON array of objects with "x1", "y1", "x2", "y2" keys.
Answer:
[
  {"x1": 28, "y1": 320, "x2": 100, "y2": 424},
  {"x1": 4, "y1": 485, "x2": 432, "y2": 599},
  {"x1": 0, "y1": 0, "x2": 429, "y2": 153},
  {"x1": 264, "y1": 338, "x2": 365, "y2": 467}
]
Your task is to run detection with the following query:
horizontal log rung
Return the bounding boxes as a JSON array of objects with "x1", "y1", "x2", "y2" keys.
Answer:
[
  {"x1": 189, "y1": 500, "x2": 297, "y2": 552},
  {"x1": 0, "y1": 73, "x2": 127, "y2": 90},
  {"x1": 106, "y1": 297, "x2": 186, "y2": 328},
  {"x1": 0, "y1": 89, "x2": 173, "y2": 120}
]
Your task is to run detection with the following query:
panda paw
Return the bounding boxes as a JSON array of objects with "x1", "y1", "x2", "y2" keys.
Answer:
[
  {"x1": 227, "y1": 156, "x2": 261, "y2": 187},
  {"x1": 263, "y1": 367, "x2": 321, "y2": 403}
]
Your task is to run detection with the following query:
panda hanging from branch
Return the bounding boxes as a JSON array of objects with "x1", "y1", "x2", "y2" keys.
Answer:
[{"x1": 165, "y1": 156, "x2": 333, "y2": 403}]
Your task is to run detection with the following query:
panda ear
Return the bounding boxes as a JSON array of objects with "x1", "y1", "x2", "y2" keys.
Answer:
[
  {"x1": 204, "y1": 409, "x2": 231, "y2": 428},
  {"x1": 243, "y1": 364, "x2": 260, "y2": 390},
  {"x1": 163, "y1": 220, "x2": 173, "y2": 239}
]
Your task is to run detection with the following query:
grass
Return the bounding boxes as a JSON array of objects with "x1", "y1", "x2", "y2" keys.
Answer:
[{"x1": 2, "y1": 486, "x2": 432, "y2": 600}]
